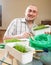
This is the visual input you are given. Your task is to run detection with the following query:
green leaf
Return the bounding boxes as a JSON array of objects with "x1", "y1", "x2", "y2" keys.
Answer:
[
  {"x1": 33, "y1": 25, "x2": 49, "y2": 30},
  {"x1": 4, "y1": 38, "x2": 22, "y2": 43},
  {"x1": 13, "y1": 44, "x2": 28, "y2": 53}
]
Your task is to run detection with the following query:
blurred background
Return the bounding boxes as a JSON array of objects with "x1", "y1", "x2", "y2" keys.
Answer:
[
  {"x1": 0, "y1": 0, "x2": 51, "y2": 42},
  {"x1": 0, "y1": 0, "x2": 51, "y2": 29}
]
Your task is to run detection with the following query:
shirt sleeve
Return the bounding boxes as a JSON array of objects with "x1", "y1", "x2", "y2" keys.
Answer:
[{"x1": 4, "y1": 18, "x2": 17, "y2": 36}]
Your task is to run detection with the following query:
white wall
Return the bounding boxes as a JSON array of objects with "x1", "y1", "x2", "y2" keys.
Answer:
[{"x1": 0, "y1": 0, "x2": 51, "y2": 29}]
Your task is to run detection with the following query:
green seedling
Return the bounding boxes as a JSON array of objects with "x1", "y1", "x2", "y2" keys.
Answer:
[
  {"x1": 33, "y1": 25, "x2": 49, "y2": 30},
  {"x1": 4, "y1": 38, "x2": 22, "y2": 43},
  {"x1": 13, "y1": 44, "x2": 29, "y2": 53}
]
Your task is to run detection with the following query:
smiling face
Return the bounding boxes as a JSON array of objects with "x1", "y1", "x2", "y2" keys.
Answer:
[{"x1": 25, "y1": 5, "x2": 38, "y2": 21}]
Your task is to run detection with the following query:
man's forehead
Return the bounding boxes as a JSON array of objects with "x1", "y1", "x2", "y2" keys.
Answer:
[{"x1": 26, "y1": 5, "x2": 38, "y2": 11}]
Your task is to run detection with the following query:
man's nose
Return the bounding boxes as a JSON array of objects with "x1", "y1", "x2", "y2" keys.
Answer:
[{"x1": 30, "y1": 12, "x2": 33, "y2": 15}]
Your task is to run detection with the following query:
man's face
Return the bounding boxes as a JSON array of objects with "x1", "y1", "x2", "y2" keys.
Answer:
[{"x1": 25, "y1": 5, "x2": 38, "y2": 21}]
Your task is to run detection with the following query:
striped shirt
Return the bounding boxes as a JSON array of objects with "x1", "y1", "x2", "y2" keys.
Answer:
[{"x1": 4, "y1": 18, "x2": 36, "y2": 36}]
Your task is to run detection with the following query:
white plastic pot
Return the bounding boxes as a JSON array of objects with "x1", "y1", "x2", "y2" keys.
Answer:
[{"x1": 5, "y1": 42, "x2": 35, "y2": 64}]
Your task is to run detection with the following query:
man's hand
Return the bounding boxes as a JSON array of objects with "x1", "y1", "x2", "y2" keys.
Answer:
[
  {"x1": 44, "y1": 32, "x2": 51, "y2": 34},
  {"x1": 3, "y1": 32, "x2": 34, "y2": 40},
  {"x1": 21, "y1": 32, "x2": 33, "y2": 38}
]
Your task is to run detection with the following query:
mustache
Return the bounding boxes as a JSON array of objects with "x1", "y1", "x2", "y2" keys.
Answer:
[{"x1": 28, "y1": 14, "x2": 35, "y2": 18}]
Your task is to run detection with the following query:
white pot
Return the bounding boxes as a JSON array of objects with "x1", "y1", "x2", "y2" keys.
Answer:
[{"x1": 5, "y1": 42, "x2": 35, "y2": 64}]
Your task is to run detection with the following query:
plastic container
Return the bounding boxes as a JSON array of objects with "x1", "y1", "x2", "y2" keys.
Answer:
[{"x1": 5, "y1": 42, "x2": 35, "y2": 64}]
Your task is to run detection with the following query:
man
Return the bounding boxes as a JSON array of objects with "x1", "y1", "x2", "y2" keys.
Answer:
[
  {"x1": 3, "y1": 5, "x2": 38, "y2": 40},
  {"x1": 3, "y1": 5, "x2": 43, "y2": 65}
]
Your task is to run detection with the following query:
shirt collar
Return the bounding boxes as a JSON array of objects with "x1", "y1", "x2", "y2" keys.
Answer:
[
  {"x1": 21, "y1": 18, "x2": 26, "y2": 23},
  {"x1": 21, "y1": 18, "x2": 35, "y2": 24}
]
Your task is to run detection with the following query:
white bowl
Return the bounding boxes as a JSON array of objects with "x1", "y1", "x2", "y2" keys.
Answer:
[{"x1": 5, "y1": 42, "x2": 35, "y2": 64}]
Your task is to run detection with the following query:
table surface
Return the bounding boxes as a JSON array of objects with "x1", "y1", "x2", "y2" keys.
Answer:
[{"x1": 17, "y1": 58, "x2": 43, "y2": 65}]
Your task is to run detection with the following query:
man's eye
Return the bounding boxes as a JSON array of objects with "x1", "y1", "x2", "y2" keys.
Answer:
[
  {"x1": 33, "y1": 10, "x2": 37, "y2": 13},
  {"x1": 29, "y1": 10, "x2": 32, "y2": 12}
]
